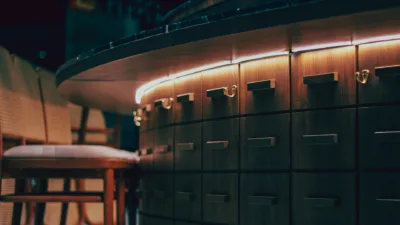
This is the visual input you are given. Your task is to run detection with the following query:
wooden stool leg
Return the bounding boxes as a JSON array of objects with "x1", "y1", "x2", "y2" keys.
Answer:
[
  {"x1": 104, "y1": 169, "x2": 114, "y2": 225},
  {"x1": 116, "y1": 171, "x2": 125, "y2": 225},
  {"x1": 34, "y1": 179, "x2": 48, "y2": 225},
  {"x1": 12, "y1": 179, "x2": 25, "y2": 225}
]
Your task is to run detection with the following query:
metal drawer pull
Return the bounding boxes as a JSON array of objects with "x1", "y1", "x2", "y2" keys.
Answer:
[
  {"x1": 153, "y1": 190, "x2": 166, "y2": 199},
  {"x1": 137, "y1": 104, "x2": 152, "y2": 116},
  {"x1": 355, "y1": 69, "x2": 370, "y2": 84},
  {"x1": 177, "y1": 93, "x2": 194, "y2": 103},
  {"x1": 303, "y1": 72, "x2": 338, "y2": 84},
  {"x1": 176, "y1": 192, "x2": 194, "y2": 201},
  {"x1": 247, "y1": 137, "x2": 276, "y2": 148},
  {"x1": 247, "y1": 79, "x2": 276, "y2": 91},
  {"x1": 206, "y1": 141, "x2": 229, "y2": 150},
  {"x1": 155, "y1": 145, "x2": 170, "y2": 153},
  {"x1": 154, "y1": 98, "x2": 173, "y2": 110},
  {"x1": 374, "y1": 131, "x2": 400, "y2": 143},
  {"x1": 206, "y1": 194, "x2": 229, "y2": 203},
  {"x1": 176, "y1": 142, "x2": 194, "y2": 151},
  {"x1": 206, "y1": 85, "x2": 237, "y2": 98},
  {"x1": 304, "y1": 197, "x2": 339, "y2": 207},
  {"x1": 248, "y1": 196, "x2": 277, "y2": 206},
  {"x1": 139, "y1": 148, "x2": 152, "y2": 156},
  {"x1": 375, "y1": 65, "x2": 400, "y2": 78},
  {"x1": 303, "y1": 134, "x2": 338, "y2": 146},
  {"x1": 376, "y1": 198, "x2": 400, "y2": 203}
]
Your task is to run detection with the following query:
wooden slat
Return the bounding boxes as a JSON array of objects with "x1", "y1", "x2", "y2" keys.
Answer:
[{"x1": 0, "y1": 192, "x2": 103, "y2": 202}]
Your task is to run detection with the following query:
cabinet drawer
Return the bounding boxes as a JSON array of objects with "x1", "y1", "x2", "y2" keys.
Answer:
[
  {"x1": 139, "y1": 131, "x2": 154, "y2": 171},
  {"x1": 151, "y1": 80, "x2": 174, "y2": 128},
  {"x1": 174, "y1": 72, "x2": 202, "y2": 123},
  {"x1": 360, "y1": 172, "x2": 400, "y2": 225},
  {"x1": 292, "y1": 109, "x2": 356, "y2": 169},
  {"x1": 203, "y1": 174, "x2": 238, "y2": 225},
  {"x1": 240, "y1": 173, "x2": 289, "y2": 225},
  {"x1": 292, "y1": 173, "x2": 356, "y2": 225},
  {"x1": 241, "y1": 114, "x2": 290, "y2": 170},
  {"x1": 202, "y1": 65, "x2": 239, "y2": 119},
  {"x1": 358, "y1": 40, "x2": 400, "y2": 104},
  {"x1": 203, "y1": 118, "x2": 239, "y2": 171},
  {"x1": 139, "y1": 92, "x2": 153, "y2": 132},
  {"x1": 138, "y1": 175, "x2": 153, "y2": 214},
  {"x1": 291, "y1": 46, "x2": 356, "y2": 109},
  {"x1": 154, "y1": 127, "x2": 174, "y2": 171},
  {"x1": 359, "y1": 106, "x2": 400, "y2": 169},
  {"x1": 239, "y1": 56, "x2": 290, "y2": 114},
  {"x1": 174, "y1": 174, "x2": 201, "y2": 221},
  {"x1": 175, "y1": 123, "x2": 202, "y2": 171},
  {"x1": 149, "y1": 174, "x2": 173, "y2": 217}
]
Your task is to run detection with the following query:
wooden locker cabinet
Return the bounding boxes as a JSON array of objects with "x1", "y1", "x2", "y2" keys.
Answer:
[
  {"x1": 139, "y1": 91, "x2": 152, "y2": 132},
  {"x1": 151, "y1": 80, "x2": 175, "y2": 128},
  {"x1": 240, "y1": 114, "x2": 290, "y2": 170},
  {"x1": 174, "y1": 174, "x2": 201, "y2": 221},
  {"x1": 240, "y1": 55, "x2": 290, "y2": 115},
  {"x1": 203, "y1": 118, "x2": 239, "y2": 171},
  {"x1": 202, "y1": 65, "x2": 239, "y2": 119},
  {"x1": 292, "y1": 108, "x2": 356, "y2": 169},
  {"x1": 358, "y1": 40, "x2": 400, "y2": 104},
  {"x1": 174, "y1": 122, "x2": 202, "y2": 171},
  {"x1": 203, "y1": 174, "x2": 238, "y2": 225},
  {"x1": 154, "y1": 127, "x2": 174, "y2": 171},
  {"x1": 360, "y1": 172, "x2": 400, "y2": 225},
  {"x1": 174, "y1": 72, "x2": 202, "y2": 123},
  {"x1": 150, "y1": 174, "x2": 174, "y2": 217},
  {"x1": 240, "y1": 173, "x2": 290, "y2": 225},
  {"x1": 359, "y1": 106, "x2": 400, "y2": 169},
  {"x1": 138, "y1": 175, "x2": 153, "y2": 214},
  {"x1": 139, "y1": 131, "x2": 154, "y2": 171},
  {"x1": 292, "y1": 173, "x2": 356, "y2": 225},
  {"x1": 291, "y1": 46, "x2": 356, "y2": 109}
]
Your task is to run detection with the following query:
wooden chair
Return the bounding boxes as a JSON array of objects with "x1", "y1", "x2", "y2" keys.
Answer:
[{"x1": 0, "y1": 47, "x2": 140, "y2": 225}]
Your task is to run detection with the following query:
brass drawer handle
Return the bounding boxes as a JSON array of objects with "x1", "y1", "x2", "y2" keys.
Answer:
[
  {"x1": 206, "y1": 141, "x2": 229, "y2": 150},
  {"x1": 247, "y1": 79, "x2": 276, "y2": 92},
  {"x1": 153, "y1": 190, "x2": 166, "y2": 199},
  {"x1": 177, "y1": 93, "x2": 194, "y2": 103},
  {"x1": 176, "y1": 142, "x2": 194, "y2": 151},
  {"x1": 355, "y1": 69, "x2": 370, "y2": 84},
  {"x1": 206, "y1": 85, "x2": 237, "y2": 98},
  {"x1": 376, "y1": 198, "x2": 400, "y2": 203},
  {"x1": 247, "y1": 137, "x2": 276, "y2": 148},
  {"x1": 375, "y1": 65, "x2": 400, "y2": 78},
  {"x1": 248, "y1": 196, "x2": 277, "y2": 206},
  {"x1": 154, "y1": 98, "x2": 173, "y2": 110},
  {"x1": 176, "y1": 191, "x2": 194, "y2": 201},
  {"x1": 139, "y1": 148, "x2": 152, "y2": 156},
  {"x1": 155, "y1": 145, "x2": 170, "y2": 153},
  {"x1": 374, "y1": 131, "x2": 400, "y2": 143},
  {"x1": 302, "y1": 134, "x2": 338, "y2": 146},
  {"x1": 303, "y1": 72, "x2": 338, "y2": 84},
  {"x1": 304, "y1": 197, "x2": 339, "y2": 207},
  {"x1": 206, "y1": 194, "x2": 229, "y2": 203}
]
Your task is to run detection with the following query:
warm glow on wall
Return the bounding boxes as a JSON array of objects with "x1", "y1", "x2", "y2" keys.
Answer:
[
  {"x1": 232, "y1": 51, "x2": 289, "y2": 63},
  {"x1": 292, "y1": 41, "x2": 352, "y2": 53},
  {"x1": 352, "y1": 34, "x2": 400, "y2": 45}
]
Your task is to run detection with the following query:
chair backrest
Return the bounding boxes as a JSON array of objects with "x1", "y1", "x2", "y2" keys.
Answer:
[{"x1": 37, "y1": 68, "x2": 72, "y2": 144}]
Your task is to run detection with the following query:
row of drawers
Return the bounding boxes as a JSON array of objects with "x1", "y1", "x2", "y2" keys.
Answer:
[
  {"x1": 139, "y1": 105, "x2": 400, "y2": 171},
  {"x1": 138, "y1": 172, "x2": 399, "y2": 225},
  {"x1": 139, "y1": 41, "x2": 400, "y2": 130}
]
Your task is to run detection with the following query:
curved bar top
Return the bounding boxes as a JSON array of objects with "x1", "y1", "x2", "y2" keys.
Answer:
[{"x1": 56, "y1": 0, "x2": 400, "y2": 113}]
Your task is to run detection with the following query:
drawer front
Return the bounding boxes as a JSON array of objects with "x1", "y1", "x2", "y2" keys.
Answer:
[
  {"x1": 151, "y1": 80, "x2": 174, "y2": 128},
  {"x1": 154, "y1": 127, "x2": 174, "y2": 171},
  {"x1": 203, "y1": 118, "x2": 239, "y2": 171},
  {"x1": 291, "y1": 46, "x2": 356, "y2": 109},
  {"x1": 292, "y1": 109, "x2": 356, "y2": 169},
  {"x1": 359, "y1": 106, "x2": 400, "y2": 169},
  {"x1": 202, "y1": 65, "x2": 239, "y2": 119},
  {"x1": 203, "y1": 174, "x2": 238, "y2": 225},
  {"x1": 360, "y1": 172, "x2": 400, "y2": 225},
  {"x1": 139, "y1": 131, "x2": 154, "y2": 171},
  {"x1": 138, "y1": 175, "x2": 153, "y2": 214},
  {"x1": 358, "y1": 40, "x2": 400, "y2": 104},
  {"x1": 139, "y1": 92, "x2": 153, "y2": 132},
  {"x1": 241, "y1": 114, "x2": 290, "y2": 170},
  {"x1": 151, "y1": 218, "x2": 174, "y2": 225},
  {"x1": 174, "y1": 72, "x2": 202, "y2": 123},
  {"x1": 240, "y1": 173, "x2": 289, "y2": 225},
  {"x1": 240, "y1": 55, "x2": 290, "y2": 114},
  {"x1": 150, "y1": 174, "x2": 173, "y2": 217},
  {"x1": 174, "y1": 174, "x2": 201, "y2": 221},
  {"x1": 175, "y1": 123, "x2": 202, "y2": 171},
  {"x1": 292, "y1": 173, "x2": 356, "y2": 225}
]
